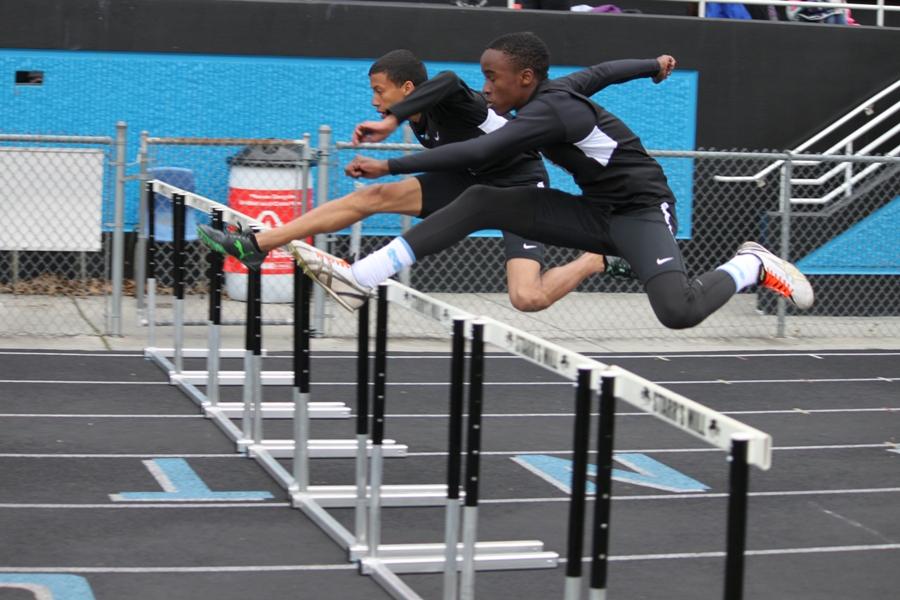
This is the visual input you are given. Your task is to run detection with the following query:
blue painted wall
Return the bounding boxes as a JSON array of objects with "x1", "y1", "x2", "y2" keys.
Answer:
[
  {"x1": 797, "y1": 196, "x2": 900, "y2": 275},
  {"x1": 2, "y1": 48, "x2": 697, "y2": 237}
]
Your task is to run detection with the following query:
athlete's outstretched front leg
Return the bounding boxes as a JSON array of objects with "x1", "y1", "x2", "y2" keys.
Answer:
[{"x1": 255, "y1": 177, "x2": 423, "y2": 250}]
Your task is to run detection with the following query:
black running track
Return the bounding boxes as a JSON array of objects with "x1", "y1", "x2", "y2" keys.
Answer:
[{"x1": 1, "y1": 349, "x2": 898, "y2": 600}]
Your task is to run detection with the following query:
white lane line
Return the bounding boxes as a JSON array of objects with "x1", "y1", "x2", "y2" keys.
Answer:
[
  {"x1": 0, "y1": 503, "x2": 290, "y2": 509},
  {"x1": 385, "y1": 407, "x2": 900, "y2": 419},
  {"x1": 7, "y1": 491, "x2": 898, "y2": 509},
  {"x1": 5, "y1": 546, "x2": 896, "y2": 573},
  {"x1": 602, "y1": 543, "x2": 900, "y2": 562},
  {"x1": 592, "y1": 352, "x2": 900, "y2": 359},
  {"x1": 2, "y1": 408, "x2": 894, "y2": 420},
  {"x1": 0, "y1": 380, "x2": 168, "y2": 385},
  {"x1": 0, "y1": 454, "x2": 240, "y2": 458},
  {"x1": 480, "y1": 487, "x2": 900, "y2": 504},
  {"x1": 405, "y1": 443, "x2": 896, "y2": 457},
  {"x1": 4, "y1": 351, "x2": 889, "y2": 361},
  {"x1": 659, "y1": 377, "x2": 899, "y2": 385},
  {"x1": 2, "y1": 443, "x2": 894, "y2": 460},
  {"x1": 2, "y1": 377, "x2": 897, "y2": 386},
  {"x1": 0, "y1": 564, "x2": 356, "y2": 573},
  {"x1": 226, "y1": 352, "x2": 900, "y2": 360},
  {"x1": 0, "y1": 414, "x2": 200, "y2": 418},
  {"x1": 0, "y1": 351, "x2": 142, "y2": 357}
]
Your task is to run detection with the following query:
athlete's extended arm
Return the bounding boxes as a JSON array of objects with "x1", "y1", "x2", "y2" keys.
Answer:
[
  {"x1": 347, "y1": 99, "x2": 562, "y2": 179},
  {"x1": 559, "y1": 55, "x2": 676, "y2": 97},
  {"x1": 352, "y1": 71, "x2": 471, "y2": 144}
]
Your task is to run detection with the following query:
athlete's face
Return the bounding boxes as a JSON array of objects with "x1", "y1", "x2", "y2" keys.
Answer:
[
  {"x1": 369, "y1": 72, "x2": 414, "y2": 117},
  {"x1": 480, "y1": 49, "x2": 536, "y2": 115}
]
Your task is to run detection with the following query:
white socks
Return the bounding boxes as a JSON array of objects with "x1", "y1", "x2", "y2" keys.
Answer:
[
  {"x1": 717, "y1": 254, "x2": 762, "y2": 291},
  {"x1": 351, "y1": 237, "x2": 417, "y2": 289}
]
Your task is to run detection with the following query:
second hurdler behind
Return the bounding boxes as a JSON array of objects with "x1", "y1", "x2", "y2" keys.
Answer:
[
  {"x1": 302, "y1": 32, "x2": 814, "y2": 328},
  {"x1": 199, "y1": 49, "x2": 670, "y2": 311}
]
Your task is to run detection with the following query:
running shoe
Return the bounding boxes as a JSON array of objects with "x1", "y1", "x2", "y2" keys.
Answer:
[
  {"x1": 197, "y1": 223, "x2": 267, "y2": 271},
  {"x1": 736, "y1": 241, "x2": 814, "y2": 310},
  {"x1": 286, "y1": 242, "x2": 372, "y2": 311},
  {"x1": 604, "y1": 255, "x2": 637, "y2": 280}
]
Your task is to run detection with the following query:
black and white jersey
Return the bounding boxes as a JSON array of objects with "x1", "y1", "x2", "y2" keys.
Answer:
[
  {"x1": 387, "y1": 70, "x2": 546, "y2": 185},
  {"x1": 388, "y1": 59, "x2": 673, "y2": 208}
]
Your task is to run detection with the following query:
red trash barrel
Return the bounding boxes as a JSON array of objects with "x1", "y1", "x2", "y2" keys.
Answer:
[{"x1": 223, "y1": 145, "x2": 314, "y2": 302}]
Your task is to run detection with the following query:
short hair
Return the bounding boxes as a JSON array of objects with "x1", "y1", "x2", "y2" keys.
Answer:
[
  {"x1": 369, "y1": 49, "x2": 428, "y2": 87},
  {"x1": 486, "y1": 32, "x2": 550, "y2": 82}
]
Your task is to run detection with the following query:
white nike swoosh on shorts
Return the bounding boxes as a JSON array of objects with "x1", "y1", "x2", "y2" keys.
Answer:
[
  {"x1": 656, "y1": 257, "x2": 674, "y2": 265},
  {"x1": 523, "y1": 244, "x2": 538, "y2": 249}
]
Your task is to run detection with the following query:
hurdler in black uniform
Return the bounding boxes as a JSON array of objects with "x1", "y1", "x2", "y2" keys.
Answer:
[
  {"x1": 380, "y1": 57, "x2": 713, "y2": 327},
  {"x1": 386, "y1": 58, "x2": 666, "y2": 264},
  {"x1": 347, "y1": 35, "x2": 806, "y2": 328}
]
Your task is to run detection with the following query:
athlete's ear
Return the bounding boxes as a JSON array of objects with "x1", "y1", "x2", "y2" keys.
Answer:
[
  {"x1": 519, "y1": 68, "x2": 536, "y2": 87},
  {"x1": 401, "y1": 80, "x2": 416, "y2": 96}
]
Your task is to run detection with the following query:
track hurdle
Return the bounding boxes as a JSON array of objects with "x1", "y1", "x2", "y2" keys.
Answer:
[
  {"x1": 143, "y1": 181, "x2": 410, "y2": 457},
  {"x1": 357, "y1": 288, "x2": 560, "y2": 600},
  {"x1": 545, "y1": 352, "x2": 772, "y2": 600},
  {"x1": 286, "y1": 275, "x2": 451, "y2": 510},
  {"x1": 143, "y1": 180, "x2": 352, "y2": 423}
]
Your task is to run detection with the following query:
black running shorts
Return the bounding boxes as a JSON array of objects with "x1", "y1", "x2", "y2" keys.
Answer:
[{"x1": 415, "y1": 171, "x2": 545, "y2": 265}]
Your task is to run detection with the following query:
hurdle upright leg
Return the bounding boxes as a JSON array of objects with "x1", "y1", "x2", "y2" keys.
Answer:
[
  {"x1": 240, "y1": 260, "x2": 260, "y2": 446},
  {"x1": 590, "y1": 374, "x2": 617, "y2": 600},
  {"x1": 460, "y1": 320, "x2": 485, "y2": 600},
  {"x1": 442, "y1": 317, "x2": 466, "y2": 600},
  {"x1": 354, "y1": 297, "x2": 371, "y2": 551},
  {"x1": 205, "y1": 208, "x2": 224, "y2": 407},
  {"x1": 171, "y1": 193, "x2": 186, "y2": 374},
  {"x1": 368, "y1": 284, "x2": 389, "y2": 558},
  {"x1": 291, "y1": 265, "x2": 313, "y2": 493},
  {"x1": 564, "y1": 368, "x2": 594, "y2": 600},
  {"x1": 144, "y1": 181, "x2": 157, "y2": 349},
  {"x1": 724, "y1": 433, "x2": 751, "y2": 600}
]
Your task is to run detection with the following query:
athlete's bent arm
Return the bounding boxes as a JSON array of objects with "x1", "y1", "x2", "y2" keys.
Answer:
[
  {"x1": 348, "y1": 103, "x2": 562, "y2": 180},
  {"x1": 558, "y1": 57, "x2": 672, "y2": 98}
]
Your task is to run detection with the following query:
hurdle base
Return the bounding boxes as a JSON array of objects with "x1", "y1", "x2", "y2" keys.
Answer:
[
  {"x1": 360, "y1": 548, "x2": 558, "y2": 574},
  {"x1": 237, "y1": 438, "x2": 408, "y2": 458},
  {"x1": 295, "y1": 483, "x2": 449, "y2": 508},
  {"x1": 203, "y1": 400, "x2": 350, "y2": 420},
  {"x1": 361, "y1": 558, "x2": 424, "y2": 600},
  {"x1": 147, "y1": 346, "x2": 264, "y2": 359},
  {"x1": 175, "y1": 369, "x2": 301, "y2": 386},
  {"x1": 168, "y1": 368, "x2": 352, "y2": 420},
  {"x1": 350, "y1": 540, "x2": 546, "y2": 562},
  {"x1": 293, "y1": 493, "x2": 357, "y2": 550}
]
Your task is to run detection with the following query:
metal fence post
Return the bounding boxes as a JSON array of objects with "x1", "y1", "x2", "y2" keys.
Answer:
[
  {"x1": 313, "y1": 125, "x2": 331, "y2": 335},
  {"x1": 776, "y1": 151, "x2": 794, "y2": 338},
  {"x1": 135, "y1": 130, "x2": 149, "y2": 316},
  {"x1": 844, "y1": 141, "x2": 854, "y2": 199},
  {"x1": 110, "y1": 121, "x2": 127, "y2": 336}
]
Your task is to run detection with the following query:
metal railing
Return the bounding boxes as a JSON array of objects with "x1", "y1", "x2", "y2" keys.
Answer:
[
  {"x1": 715, "y1": 79, "x2": 900, "y2": 205},
  {"x1": 506, "y1": 0, "x2": 900, "y2": 27}
]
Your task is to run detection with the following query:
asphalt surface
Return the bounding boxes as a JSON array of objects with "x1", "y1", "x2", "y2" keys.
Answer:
[{"x1": 1, "y1": 349, "x2": 898, "y2": 599}]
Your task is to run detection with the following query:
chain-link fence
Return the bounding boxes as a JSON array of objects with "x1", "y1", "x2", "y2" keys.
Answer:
[
  {"x1": 2, "y1": 125, "x2": 898, "y2": 345},
  {"x1": 0, "y1": 128, "x2": 126, "y2": 337},
  {"x1": 135, "y1": 133, "x2": 322, "y2": 331}
]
